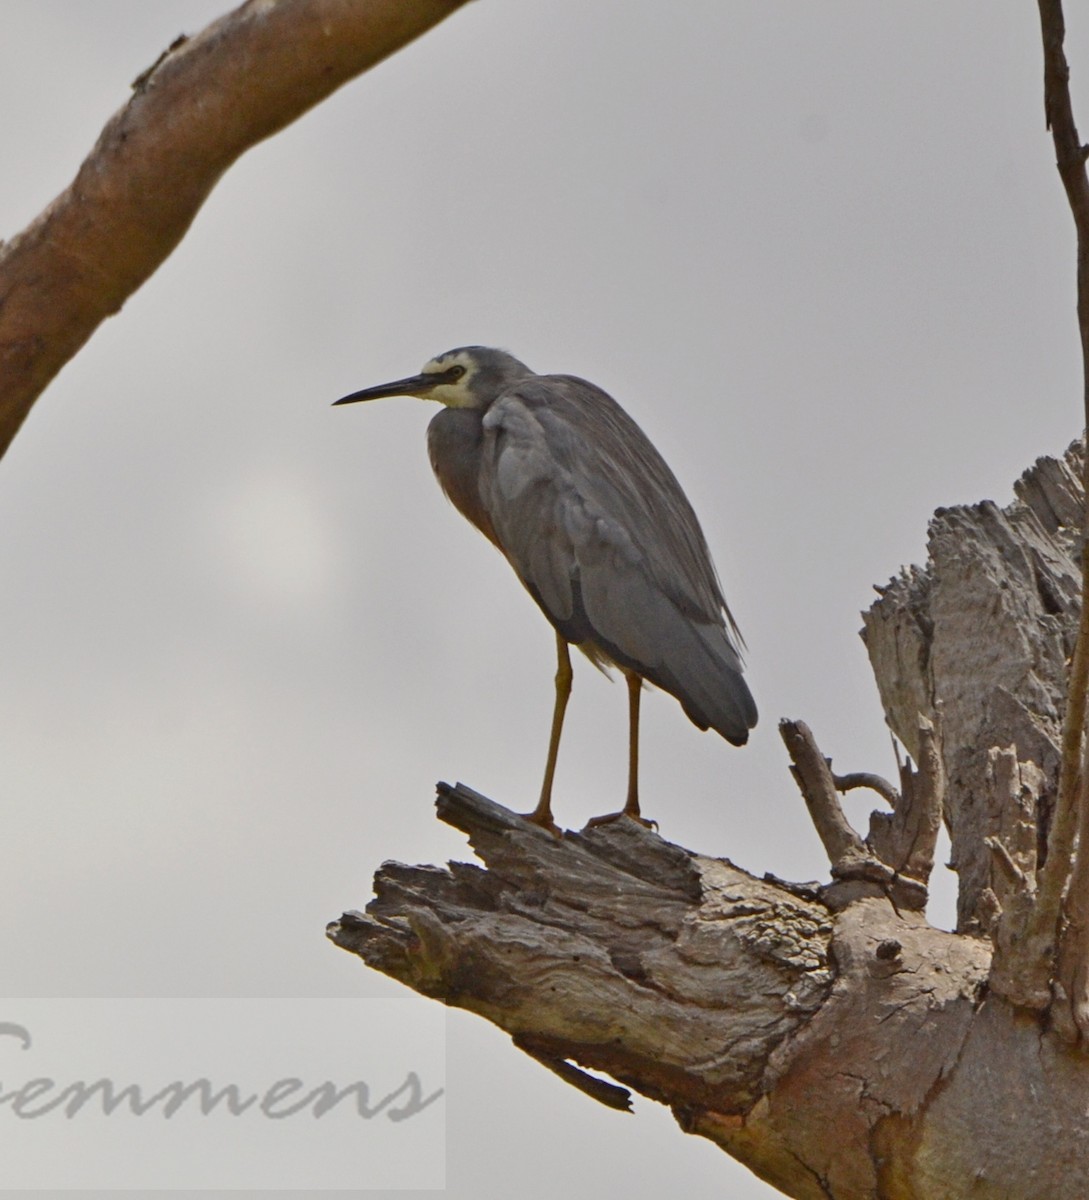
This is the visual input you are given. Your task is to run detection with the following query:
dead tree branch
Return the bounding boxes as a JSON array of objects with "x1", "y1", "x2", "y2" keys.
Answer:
[
  {"x1": 331, "y1": 782, "x2": 1089, "y2": 1199},
  {"x1": 866, "y1": 714, "x2": 944, "y2": 888},
  {"x1": 779, "y1": 720, "x2": 868, "y2": 868},
  {"x1": 0, "y1": 0, "x2": 469, "y2": 461},
  {"x1": 779, "y1": 719, "x2": 938, "y2": 912},
  {"x1": 864, "y1": 443, "x2": 1085, "y2": 1025},
  {"x1": 832, "y1": 770, "x2": 900, "y2": 810},
  {"x1": 863, "y1": 446, "x2": 1082, "y2": 937}
]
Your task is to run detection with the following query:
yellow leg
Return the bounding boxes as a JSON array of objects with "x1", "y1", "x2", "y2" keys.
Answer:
[
  {"x1": 624, "y1": 670, "x2": 641, "y2": 818},
  {"x1": 523, "y1": 632, "x2": 571, "y2": 834},
  {"x1": 588, "y1": 671, "x2": 656, "y2": 829}
]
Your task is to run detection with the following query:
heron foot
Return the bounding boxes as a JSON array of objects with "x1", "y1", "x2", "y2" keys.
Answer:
[
  {"x1": 585, "y1": 809, "x2": 658, "y2": 832},
  {"x1": 519, "y1": 808, "x2": 563, "y2": 839}
]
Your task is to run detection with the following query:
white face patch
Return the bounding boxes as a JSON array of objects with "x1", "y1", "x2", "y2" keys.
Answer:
[{"x1": 421, "y1": 352, "x2": 478, "y2": 409}]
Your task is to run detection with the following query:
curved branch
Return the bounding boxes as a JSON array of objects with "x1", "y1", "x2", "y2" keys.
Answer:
[
  {"x1": 778, "y1": 719, "x2": 932, "y2": 910},
  {"x1": 833, "y1": 770, "x2": 900, "y2": 809},
  {"x1": 0, "y1": 0, "x2": 469, "y2": 459}
]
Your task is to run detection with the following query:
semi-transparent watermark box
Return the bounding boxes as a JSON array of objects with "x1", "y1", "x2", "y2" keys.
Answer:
[{"x1": 0, "y1": 998, "x2": 445, "y2": 1190}]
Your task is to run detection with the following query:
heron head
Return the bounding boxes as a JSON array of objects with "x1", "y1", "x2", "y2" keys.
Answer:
[{"x1": 333, "y1": 346, "x2": 533, "y2": 412}]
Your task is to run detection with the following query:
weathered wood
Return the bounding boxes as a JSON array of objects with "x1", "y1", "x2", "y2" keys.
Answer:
[
  {"x1": 866, "y1": 714, "x2": 945, "y2": 889},
  {"x1": 862, "y1": 442, "x2": 1083, "y2": 932},
  {"x1": 779, "y1": 719, "x2": 869, "y2": 868},
  {"x1": 984, "y1": 748, "x2": 1052, "y2": 1008},
  {"x1": 334, "y1": 783, "x2": 834, "y2": 1115},
  {"x1": 778, "y1": 716, "x2": 944, "y2": 914},
  {"x1": 331, "y1": 782, "x2": 1089, "y2": 1199}
]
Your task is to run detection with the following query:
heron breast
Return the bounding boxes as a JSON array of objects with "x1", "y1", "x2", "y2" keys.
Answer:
[{"x1": 427, "y1": 407, "x2": 499, "y2": 546}]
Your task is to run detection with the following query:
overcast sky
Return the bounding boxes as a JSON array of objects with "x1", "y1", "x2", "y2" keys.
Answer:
[{"x1": 1, "y1": 2, "x2": 1085, "y2": 1197}]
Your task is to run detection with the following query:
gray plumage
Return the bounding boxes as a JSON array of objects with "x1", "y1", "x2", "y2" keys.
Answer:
[{"x1": 335, "y1": 345, "x2": 756, "y2": 827}]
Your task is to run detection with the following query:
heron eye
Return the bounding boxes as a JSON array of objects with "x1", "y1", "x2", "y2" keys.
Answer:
[{"x1": 448, "y1": 365, "x2": 466, "y2": 381}]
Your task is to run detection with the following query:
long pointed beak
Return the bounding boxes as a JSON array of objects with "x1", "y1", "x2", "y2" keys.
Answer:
[{"x1": 333, "y1": 368, "x2": 455, "y2": 407}]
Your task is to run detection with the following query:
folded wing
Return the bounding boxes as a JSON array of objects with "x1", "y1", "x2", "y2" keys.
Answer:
[{"x1": 477, "y1": 376, "x2": 757, "y2": 744}]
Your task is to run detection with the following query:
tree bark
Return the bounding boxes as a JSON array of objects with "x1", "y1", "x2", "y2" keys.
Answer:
[
  {"x1": 862, "y1": 442, "x2": 1082, "y2": 935},
  {"x1": 331, "y1": 785, "x2": 1084, "y2": 1200},
  {"x1": 332, "y1": 444, "x2": 1089, "y2": 1199},
  {"x1": 0, "y1": 0, "x2": 469, "y2": 461},
  {"x1": 1034, "y1": 0, "x2": 1089, "y2": 1045}
]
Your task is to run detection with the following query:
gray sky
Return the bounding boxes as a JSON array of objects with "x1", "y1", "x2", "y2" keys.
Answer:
[{"x1": 0, "y1": 2, "x2": 1084, "y2": 1197}]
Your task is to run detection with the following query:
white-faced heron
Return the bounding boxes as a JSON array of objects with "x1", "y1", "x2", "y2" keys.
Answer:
[{"x1": 334, "y1": 346, "x2": 756, "y2": 832}]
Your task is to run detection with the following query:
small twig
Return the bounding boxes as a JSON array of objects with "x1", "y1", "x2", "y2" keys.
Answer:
[
  {"x1": 904, "y1": 715, "x2": 945, "y2": 882},
  {"x1": 833, "y1": 771, "x2": 900, "y2": 810},
  {"x1": 513, "y1": 1035, "x2": 633, "y2": 1112},
  {"x1": 890, "y1": 732, "x2": 904, "y2": 774},
  {"x1": 861, "y1": 716, "x2": 944, "y2": 896},
  {"x1": 777, "y1": 719, "x2": 931, "y2": 907},
  {"x1": 779, "y1": 719, "x2": 868, "y2": 870}
]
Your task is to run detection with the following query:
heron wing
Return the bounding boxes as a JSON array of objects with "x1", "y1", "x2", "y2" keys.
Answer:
[{"x1": 478, "y1": 377, "x2": 756, "y2": 742}]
